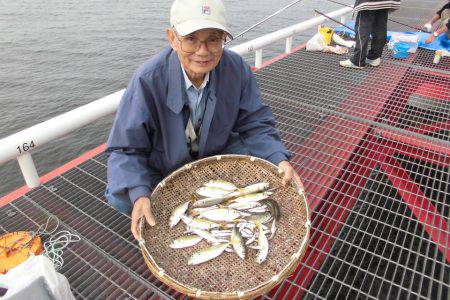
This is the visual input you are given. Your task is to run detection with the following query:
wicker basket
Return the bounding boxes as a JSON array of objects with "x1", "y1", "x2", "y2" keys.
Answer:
[{"x1": 139, "y1": 155, "x2": 310, "y2": 299}]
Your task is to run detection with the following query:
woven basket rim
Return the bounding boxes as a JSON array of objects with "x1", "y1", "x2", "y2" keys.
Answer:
[{"x1": 139, "y1": 154, "x2": 311, "y2": 299}]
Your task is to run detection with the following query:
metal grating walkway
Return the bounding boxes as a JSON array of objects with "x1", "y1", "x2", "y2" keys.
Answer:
[{"x1": 1, "y1": 2, "x2": 449, "y2": 299}]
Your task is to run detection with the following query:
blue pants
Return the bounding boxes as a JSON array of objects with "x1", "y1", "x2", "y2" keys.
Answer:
[{"x1": 105, "y1": 133, "x2": 249, "y2": 215}]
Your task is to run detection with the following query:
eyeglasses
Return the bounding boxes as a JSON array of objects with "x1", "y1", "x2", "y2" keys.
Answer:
[{"x1": 174, "y1": 30, "x2": 225, "y2": 54}]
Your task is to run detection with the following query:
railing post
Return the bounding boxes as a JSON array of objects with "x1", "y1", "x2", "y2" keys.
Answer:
[
  {"x1": 285, "y1": 36, "x2": 293, "y2": 54},
  {"x1": 17, "y1": 153, "x2": 40, "y2": 188},
  {"x1": 255, "y1": 49, "x2": 263, "y2": 69}
]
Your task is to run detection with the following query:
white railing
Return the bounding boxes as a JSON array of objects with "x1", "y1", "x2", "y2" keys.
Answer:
[
  {"x1": 0, "y1": 8, "x2": 351, "y2": 188},
  {"x1": 0, "y1": 90, "x2": 125, "y2": 187},
  {"x1": 230, "y1": 7, "x2": 351, "y2": 67}
]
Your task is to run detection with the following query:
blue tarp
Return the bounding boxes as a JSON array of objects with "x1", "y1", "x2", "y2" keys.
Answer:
[{"x1": 333, "y1": 21, "x2": 450, "y2": 51}]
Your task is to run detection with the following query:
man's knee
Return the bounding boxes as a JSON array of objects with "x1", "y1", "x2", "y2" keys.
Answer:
[{"x1": 105, "y1": 187, "x2": 133, "y2": 215}]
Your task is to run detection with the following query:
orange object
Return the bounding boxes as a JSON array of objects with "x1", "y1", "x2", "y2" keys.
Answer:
[{"x1": 0, "y1": 231, "x2": 43, "y2": 274}]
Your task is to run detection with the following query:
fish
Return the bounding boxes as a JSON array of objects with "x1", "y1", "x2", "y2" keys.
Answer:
[
  {"x1": 231, "y1": 225, "x2": 246, "y2": 259},
  {"x1": 245, "y1": 233, "x2": 257, "y2": 245},
  {"x1": 231, "y1": 182, "x2": 270, "y2": 197},
  {"x1": 228, "y1": 201, "x2": 261, "y2": 210},
  {"x1": 204, "y1": 180, "x2": 238, "y2": 191},
  {"x1": 191, "y1": 227, "x2": 220, "y2": 244},
  {"x1": 268, "y1": 219, "x2": 277, "y2": 240},
  {"x1": 169, "y1": 201, "x2": 190, "y2": 228},
  {"x1": 248, "y1": 245, "x2": 263, "y2": 250},
  {"x1": 180, "y1": 215, "x2": 221, "y2": 230},
  {"x1": 188, "y1": 243, "x2": 229, "y2": 265},
  {"x1": 211, "y1": 230, "x2": 232, "y2": 238},
  {"x1": 247, "y1": 206, "x2": 269, "y2": 213},
  {"x1": 229, "y1": 191, "x2": 273, "y2": 204},
  {"x1": 199, "y1": 208, "x2": 242, "y2": 222},
  {"x1": 192, "y1": 196, "x2": 229, "y2": 208},
  {"x1": 261, "y1": 199, "x2": 281, "y2": 221},
  {"x1": 237, "y1": 221, "x2": 256, "y2": 231},
  {"x1": 240, "y1": 227, "x2": 254, "y2": 237},
  {"x1": 189, "y1": 205, "x2": 219, "y2": 215},
  {"x1": 169, "y1": 235, "x2": 203, "y2": 249},
  {"x1": 244, "y1": 212, "x2": 273, "y2": 224},
  {"x1": 196, "y1": 186, "x2": 231, "y2": 198},
  {"x1": 256, "y1": 223, "x2": 269, "y2": 264}
]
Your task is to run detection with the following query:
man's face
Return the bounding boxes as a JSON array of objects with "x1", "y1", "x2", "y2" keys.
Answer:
[{"x1": 168, "y1": 28, "x2": 225, "y2": 81}]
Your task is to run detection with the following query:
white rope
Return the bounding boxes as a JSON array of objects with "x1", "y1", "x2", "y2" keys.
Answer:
[
  {"x1": 32, "y1": 215, "x2": 81, "y2": 271},
  {"x1": 43, "y1": 230, "x2": 81, "y2": 271}
]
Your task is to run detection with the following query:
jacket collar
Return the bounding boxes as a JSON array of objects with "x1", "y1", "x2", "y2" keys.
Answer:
[{"x1": 166, "y1": 51, "x2": 185, "y2": 114}]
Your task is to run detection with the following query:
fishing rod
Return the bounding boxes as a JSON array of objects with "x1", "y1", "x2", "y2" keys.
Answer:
[
  {"x1": 324, "y1": 0, "x2": 425, "y2": 32},
  {"x1": 225, "y1": 0, "x2": 305, "y2": 44},
  {"x1": 314, "y1": 9, "x2": 355, "y2": 32}
]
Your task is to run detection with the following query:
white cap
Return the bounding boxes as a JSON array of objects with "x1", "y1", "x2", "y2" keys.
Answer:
[{"x1": 170, "y1": 0, "x2": 232, "y2": 38}]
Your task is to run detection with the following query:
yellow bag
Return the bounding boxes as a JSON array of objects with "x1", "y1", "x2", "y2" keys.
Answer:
[{"x1": 319, "y1": 26, "x2": 334, "y2": 45}]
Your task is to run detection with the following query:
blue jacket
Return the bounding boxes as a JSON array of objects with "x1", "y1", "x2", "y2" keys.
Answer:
[{"x1": 106, "y1": 47, "x2": 290, "y2": 204}]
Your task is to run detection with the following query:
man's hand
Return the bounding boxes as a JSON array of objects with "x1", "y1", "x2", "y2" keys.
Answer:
[
  {"x1": 278, "y1": 160, "x2": 304, "y2": 190},
  {"x1": 131, "y1": 197, "x2": 156, "y2": 241},
  {"x1": 425, "y1": 34, "x2": 436, "y2": 44}
]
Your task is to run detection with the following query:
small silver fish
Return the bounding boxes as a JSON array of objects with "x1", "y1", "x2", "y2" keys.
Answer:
[
  {"x1": 244, "y1": 212, "x2": 273, "y2": 224},
  {"x1": 211, "y1": 230, "x2": 232, "y2": 238},
  {"x1": 191, "y1": 227, "x2": 220, "y2": 244},
  {"x1": 199, "y1": 208, "x2": 241, "y2": 222},
  {"x1": 196, "y1": 186, "x2": 231, "y2": 198},
  {"x1": 192, "y1": 196, "x2": 228, "y2": 208},
  {"x1": 230, "y1": 191, "x2": 273, "y2": 204},
  {"x1": 169, "y1": 201, "x2": 190, "y2": 228},
  {"x1": 180, "y1": 215, "x2": 221, "y2": 230},
  {"x1": 261, "y1": 199, "x2": 281, "y2": 221},
  {"x1": 188, "y1": 243, "x2": 229, "y2": 265},
  {"x1": 169, "y1": 235, "x2": 202, "y2": 249},
  {"x1": 268, "y1": 219, "x2": 277, "y2": 240},
  {"x1": 256, "y1": 224, "x2": 269, "y2": 264},
  {"x1": 247, "y1": 206, "x2": 269, "y2": 213},
  {"x1": 189, "y1": 205, "x2": 219, "y2": 215},
  {"x1": 204, "y1": 180, "x2": 238, "y2": 191},
  {"x1": 228, "y1": 182, "x2": 269, "y2": 197},
  {"x1": 245, "y1": 233, "x2": 257, "y2": 245},
  {"x1": 228, "y1": 200, "x2": 261, "y2": 210},
  {"x1": 248, "y1": 245, "x2": 263, "y2": 250},
  {"x1": 231, "y1": 225, "x2": 246, "y2": 259}
]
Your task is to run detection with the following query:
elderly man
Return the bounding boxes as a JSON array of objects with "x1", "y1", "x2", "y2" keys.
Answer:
[{"x1": 105, "y1": 0, "x2": 302, "y2": 240}]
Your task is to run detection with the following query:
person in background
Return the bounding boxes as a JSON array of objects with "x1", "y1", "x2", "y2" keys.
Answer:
[
  {"x1": 423, "y1": 1, "x2": 450, "y2": 44},
  {"x1": 340, "y1": 0, "x2": 401, "y2": 69},
  {"x1": 105, "y1": 0, "x2": 303, "y2": 240}
]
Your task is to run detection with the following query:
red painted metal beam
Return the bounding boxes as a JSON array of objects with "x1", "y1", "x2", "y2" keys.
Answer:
[
  {"x1": 276, "y1": 139, "x2": 380, "y2": 299},
  {"x1": 405, "y1": 121, "x2": 450, "y2": 136},
  {"x1": 379, "y1": 128, "x2": 450, "y2": 156},
  {"x1": 379, "y1": 156, "x2": 450, "y2": 263},
  {"x1": 378, "y1": 138, "x2": 450, "y2": 169}
]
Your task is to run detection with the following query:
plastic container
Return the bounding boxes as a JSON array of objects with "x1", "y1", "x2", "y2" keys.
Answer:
[
  {"x1": 390, "y1": 32, "x2": 419, "y2": 53},
  {"x1": 392, "y1": 42, "x2": 410, "y2": 59}
]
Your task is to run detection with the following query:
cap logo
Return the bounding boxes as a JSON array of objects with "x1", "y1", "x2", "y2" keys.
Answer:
[{"x1": 202, "y1": 5, "x2": 211, "y2": 15}]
